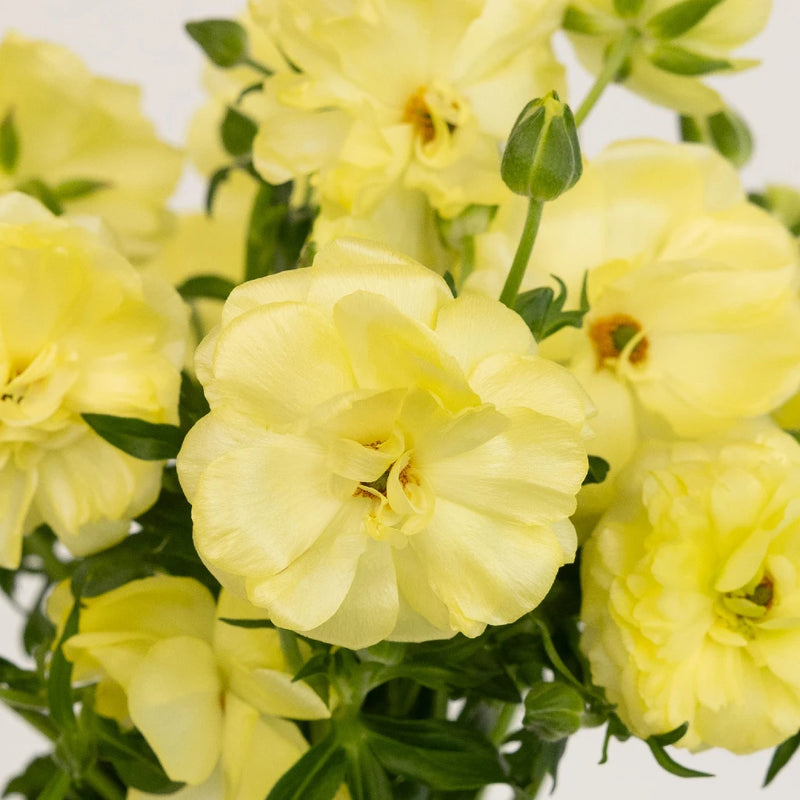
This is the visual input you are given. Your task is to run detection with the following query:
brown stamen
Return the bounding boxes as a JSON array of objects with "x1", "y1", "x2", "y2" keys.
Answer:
[{"x1": 589, "y1": 313, "x2": 648, "y2": 368}]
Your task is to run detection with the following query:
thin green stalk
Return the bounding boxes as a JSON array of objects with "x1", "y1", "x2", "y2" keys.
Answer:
[
  {"x1": 241, "y1": 56, "x2": 273, "y2": 77},
  {"x1": 488, "y1": 702, "x2": 518, "y2": 746},
  {"x1": 499, "y1": 199, "x2": 543, "y2": 309},
  {"x1": 573, "y1": 27, "x2": 640, "y2": 127}
]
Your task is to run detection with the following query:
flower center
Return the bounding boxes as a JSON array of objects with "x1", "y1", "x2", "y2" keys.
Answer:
[
  {"x1": 403, "y1": 86, "x2": 461, "y2": 145},
  {"x1": 589, "y1": 313, "x2": 649, "y2": 369},
  {"x1": 722, "y1": 574, "x2": 774, "y2": 620}
]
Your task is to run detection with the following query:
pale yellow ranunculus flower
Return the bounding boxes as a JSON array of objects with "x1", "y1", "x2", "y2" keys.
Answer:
[
  {"x1": 565, "y1": 0, "x2": 771, "y2": 115},
  {"x1": 178, "y1": 238, "x2": 591, "y2": 649},
  {"x1": 0, "y1": 193, "x2": 186, "y2": 567},
  {"x1": 50, "y1": 575, "x2": 330, "y2": 794},
  {"x1": 0, "y1": 33, "x2": 182, "y2": 262},
  {"x1": 467, "y1": 140, "x2": 800, "y2": 518},
  {"x1": 248, "y1": 0, "x2": 566, "y2": 220},
  {"x1": 581, "y1": 422, "x2": 800, "y2": 753}
]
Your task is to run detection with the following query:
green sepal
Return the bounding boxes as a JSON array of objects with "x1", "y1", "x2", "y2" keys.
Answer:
[
  {"x1": 0, "y1": 109, "x2": 20, "y2": 173},
  {"x1": 53, "y1": 179, "x2": 109, "y2": 201},
  {"x1": 205, "y1": 166, "x2": 231, "y2": 215},
  {"x1": 220, "y1": 106, "x2": 258, "y2": 157},
  {"x1": 3, "y1": 755, "x2": 63, "y2": 800},
  {"x1": 764, "y1": 729, "x2": 800, "y2": 787},
  {"x1": 177, "y1": 274, "x2": 237, "y2": 302},
  {"x1": 680, "y1": 108, "x2": 753, "y2": 167},
  {"x1": 523, "y1": 683, "x2": 584, "y2": 741},
  {"x1": 563, "y1": 6, "x2": 619, "y2": 35},
  {"x1": 583, "y1": 455, "x2": 610, "y2": 486},
  {"x1": 218, "y1": 617, "x2": 275, "y2": 630},
  {"x1": 15, "y1": 178, "x2": 63, "y2": 215},
  {"x1": 185, "y1": 19, "x2": 249, "y2": 68},
  {"x1": 82, "y1": 414, "x2": 183, "y2": 461},
  {"x1": 362, "y1": 715, "x2": 506, "y2": 791},
  {"x1": 514, "y1": 273, "x2": 589, "y2": 342},
  {"x1": 345, "y1": 742, "x2": 393, "y2": 800},
  {"x1": 649, "y1": 43, "x2": 731, "y2": 75},
  {"x1": 502, "y1": 91, "x2": 582, "y2": 201},
  {"x1": 646, "y1": 724, "x2": 713, "y2": 778},
  {"x1": 646, "y1": 0, "x2": 725, "y2": 39},
  {"x1": 614, "y1": 0, "x2": 645, "y2": 18},
  {"x1": 265, "y1": 733, "x2": 347, "y2": 800}
]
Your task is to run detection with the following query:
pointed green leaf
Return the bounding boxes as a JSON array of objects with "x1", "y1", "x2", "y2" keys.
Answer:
[
  {"x1": 646, "y1": 730, "x2": 712, "y2": 778},
  {"x1": 649, "y1": 43, "x2": 731, "y2": 75},
  {"x1": 35, "y1": 770, "x2": 71, "y2": 800},
  {"x1": 177, "y1": 274, "x2": 237, "y2": 302},
  {"x1": 47, "y1": 595, "x2": 79, "y2": 732},
  {"x1": 3, "y1": 755, "x2": 60, "y2": 800},
  {"x1": 15, "y1": 179, "x2": 62, "y2": 215},
  {"x1": 205, "y1": 166, "x2": 231, "y2": 215},
  {"x1": 218, "y1": 617, "x2": 275, "y2": 630},
  {"x1": 614, "y1": 0, "x2": 645, "y2": 17},
  {"x1": 53, "y1": 178, "x2": 109, "y2": 201},
  {"x1": 186, "y1": 19, "x2": 248, "y2": 68},
  {"x1": 764, "y1": 730, "x2": 800, "y2": 787},
  {"x1": 362, "y1": 715, "x2": 505, "y2": 791},
  {"x1": 345, "y1": 744, "x2": 393, "y2": 800},
  {"x1": 221, "y1": 106, "x2": 258, "y2": 157},
  {"x1": 563, "y1": 6, "x2": 619, "y2": 35},
  {"x1": 647, "y1": 0, "x2": 726, "y2": 39},
  {"x1": 266, "y1": 734, "x2": 347, "y2": 800},
  {"x1": 0, "y1": 110, "x2": 19, "y2": 173},
  {"x1": 82, "y1": 414, "x2": 183, "y2": 461}
]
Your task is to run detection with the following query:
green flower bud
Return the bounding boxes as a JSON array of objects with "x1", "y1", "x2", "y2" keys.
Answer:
[
  {"x1": 501, "y1": 91, "x2": 583, "y2": 201},
  {"x1": 679, "y1": 106, "x2": 753, "y2": 167}
]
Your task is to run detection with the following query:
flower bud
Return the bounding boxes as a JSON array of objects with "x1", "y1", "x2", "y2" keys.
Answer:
[
  {"x1": 501, "y1": 91, "x2": 582, "y2": 201},
  {"x1": 679, "y1": 106, "x2": 753, "y2": 167}
]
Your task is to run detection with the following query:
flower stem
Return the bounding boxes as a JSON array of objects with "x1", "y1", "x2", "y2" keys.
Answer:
[
  {"x1": 85, "y1": 766, "x2": 125, "y2": 800},
  {"x1": 499, "y1": 199, "x2": 543, "y2": 309},
  {"x1": 574, "y1": 27, "x2": 640, "y2": 127}
]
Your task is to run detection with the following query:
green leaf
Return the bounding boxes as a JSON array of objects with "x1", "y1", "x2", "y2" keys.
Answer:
[
  {"x1": 764, "y1": 729, "x2": 800, "y2": 786},
  {"x1": 47, "y1": 594, "x2": 80, "y2": 732},
  {"x1": 562, "y1": 6, "x2": 619, "y2": 35},
  {"x1": 70, "y1": 553, "x2": 152, "y2": 599},
  {"x1": 345, "y1": 743, "x2": 393, "y2": 800},
  {"x1": 266, "y1": 733, "x2": 347, "y2": 800},
  {"x1": 15, "y1": 178, "x2": 63, "y2": 215},
  {"x1": 0, "y1": 109, "x2": 19, "y2": 173},
  {"x1": 523, "y1": 683, "x2": 584, "y2": 741},
  {"x1": 515, "y1": 274, "x2": 589, "y2": 343},
  {"x1": 649, "y1": 43, "x2": 731, "y2": 75},
  {"x1": 505, "y1": 730, "x2": 567, "y2": 797},
  {"x1": 186, "y1": 19, "x2": 248, "y2": 68},
  {"x1": 53, "y1": 179, "x2": 109, "y2": 201},
  {"x1": 292, "y1": 652, "x2": 331, "y2": 683},
  {"x1": 707, "y1": 109, "x2": 753, "y2": 167},
  {"x1": 614, "y1": 0, "x2": 645, "y2": 17},
  {"x1": 647, "y1": 0, "x2": 726, "y2": 39},
  {"x1": 3, "y1": 755, "x2": 60, "y2": 799},
  {"x1": 583, "y1": 455, "x2": 610, "y2": 486},
  {"x1": 221, "y1": 106, "x2": 258, "y2": 157},
  {"x1": 362, "y1": 715, "x2": 506, "y2": 791},
  {"x1": 205, "y1": 166, "x2": 231, "y2": 215},
  {"x1": 35, "y1": 770, "x2": 71, "y2": 800},
  {"x1": 178, "y1": 371, "x2": 211, "y2": 433},
  {"x1": 646, "y1": 728, "x2": 712, "y2": 778},
  {"x1": 82, "y1": 413, "x2": 183, "y2": 461},
  {"x1": 218, "y1": 617, "x2": 275, "y2": 630},
  {"x1": 177, "y1": 274, "x2": 237, "y2": 302}
]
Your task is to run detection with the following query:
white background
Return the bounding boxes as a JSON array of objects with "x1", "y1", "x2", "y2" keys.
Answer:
[{"x1": 1, "y1": 1, "x2": 799, "y2": 798}]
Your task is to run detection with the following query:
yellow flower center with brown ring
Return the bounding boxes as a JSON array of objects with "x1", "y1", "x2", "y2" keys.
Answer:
[
  {"x1": 589, "y1": 313, "x2": 649, "y2": 369},
  {"x1": 403, "y1": 87, "x2": 458, "y2": 145}
]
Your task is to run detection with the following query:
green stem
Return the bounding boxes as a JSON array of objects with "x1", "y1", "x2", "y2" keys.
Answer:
[
  {"x1": 573, "y1": 27, "x2": 640, "y2": 127},
  {"x1": 278, "y1": 628, "x2": 305, "y2": 676},
  {"x1": 488, "y1": 702, "x2": 518, "y2": 746},
  {"x1": 499, "y1": 199, "x2": 543, "y2": 309}
]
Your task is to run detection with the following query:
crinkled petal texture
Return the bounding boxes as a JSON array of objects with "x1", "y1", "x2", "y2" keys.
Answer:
[
  {"x1": 0, "y1": 33, "x2": 182, "y2": 262},
  {"x1": 468, "y1": 140, "x2": 800, "y2": 517},
  {"x1": 565, "y1": 0, "x2": 770, "y2": 115},
  {"x1": 581, "y1": 423, "x2": 800, "y2": 753},
  {"x1": 249, "y1": 0, "x2": 565, "y2": 223},
  {"x1": 0, "y1": 193, "x2": 186, "y2": 567},
  {"x1": 179, "y1": 238, "x2": 590, "y2": 648}
]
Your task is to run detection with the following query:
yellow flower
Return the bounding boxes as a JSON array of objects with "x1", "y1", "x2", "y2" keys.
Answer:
[
  {"x1": 248, "y1": 0, "x2": 566, "y2": 219},
  {"x1": 178, "y1": 238, "x2": 591, "y2": 649},
  {"x1": 0, "y1": 33, "x2": 182, "y2": 262},
  {"x1": 51, "y1": 575, "x2": 329, "y2": 794},
  {"x1": 564, "y1": 0, "x2": 771, "y2": 115},
  {"x1": 468, "y1": 140, "x2": 800, "y2": 517},
  {"x1": 581, "y1": 422, "x2": 800, "y2": 753},
  {"x1": 0, "y1": 193, "x2": 186, "y2": 567}
]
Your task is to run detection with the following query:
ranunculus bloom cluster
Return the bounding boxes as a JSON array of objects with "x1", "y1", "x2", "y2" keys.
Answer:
[
  {"x1": 0, "y1": 193, "x2": 186, "y2": 566},
  {"x1": 581, "y1": 424, "x2": 800, "y2": 753},
  {"x1": 178, "y1": 238, "x2": 591, "y2": 649}
]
